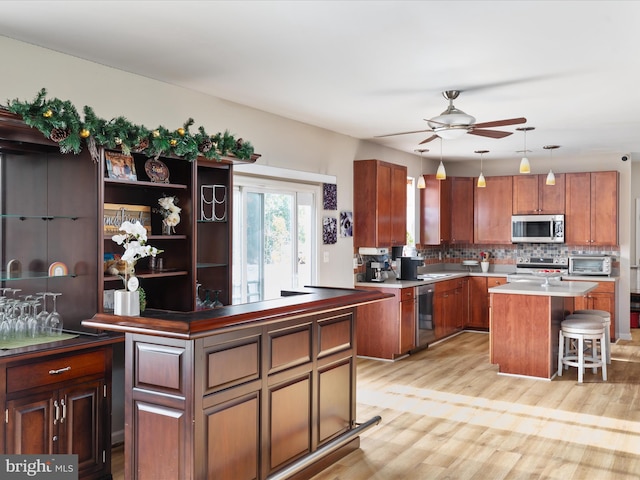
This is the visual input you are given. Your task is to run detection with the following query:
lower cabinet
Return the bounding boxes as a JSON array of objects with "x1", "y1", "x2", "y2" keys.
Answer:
[
  {"x1": 356, "y1": 286, "x2": 415, "y2": 360},
  {"x1": 125, "y1": 308, "x2": 357, "y2": 479},
  {"x1": 571, "y1": 280, "x2": 616, "y2": 340},
  {"x1": 466, "y1": 276, "x2": 507, "y2": 329},
  {"x1": 434, "y1": 279, "x2": 464, "y2": 339},
  {"x1": 2, "y1": 345, "x2": 113, "y2": 480}
]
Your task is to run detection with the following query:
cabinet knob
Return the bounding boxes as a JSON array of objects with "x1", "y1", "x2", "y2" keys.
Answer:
[{"x1": 53, "y1": 435, "x2": 58, "y2": 442}]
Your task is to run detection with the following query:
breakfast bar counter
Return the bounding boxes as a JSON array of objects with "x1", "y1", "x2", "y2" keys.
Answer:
[{"x1": 488, "y1": 281, "x2": 598, "y2": 379}]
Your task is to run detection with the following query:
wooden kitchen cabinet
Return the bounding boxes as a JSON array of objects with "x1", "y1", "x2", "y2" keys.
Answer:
[
  {"x1": 354, "y1": 160, "x2": 407, "y2": 247},
  {"x1": 512, "y1": 173, "x2": 565, "y2": 214},
  {"x1": 420, "y1": 176, "x2": 473, "y2": 245},
  {"x1": 474, "y1": 175, "x2": 513, "y2": 244},
  {"x1": 434, "y1": 279, "x2": 463, "y2": 339},
  {"x1": 571, "y1": 280, "x2": 616, "y2": 340},
  {"x1": 467, "y1": 276, "x2": 507, "y2": 329},
  {"x1": 3, "y1": 345, "x2": 113, "y2": 480},
  {"x1": 356, "y1": 286, "x2": 415, "y2": 359},
  {"x1": 565, "y1": 171, "x2": 618, "y2": 246}
]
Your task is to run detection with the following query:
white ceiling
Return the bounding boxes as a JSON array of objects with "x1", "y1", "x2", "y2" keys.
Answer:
[{"x1": 2, "y1": 1, "x2": 640, "y2": 164}]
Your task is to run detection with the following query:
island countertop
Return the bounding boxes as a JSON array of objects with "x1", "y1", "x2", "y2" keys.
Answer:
[
  {"x1": 83, "y1": 285, "x2": 392, "y2": 339},
  {"x1": 489, "y1": 280, "x2": 599, "y2": 297}
]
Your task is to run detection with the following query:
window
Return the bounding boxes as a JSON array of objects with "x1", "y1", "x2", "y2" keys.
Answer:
[{"x1": 232, "y1": 176, "x2": 318, "y2": 304}]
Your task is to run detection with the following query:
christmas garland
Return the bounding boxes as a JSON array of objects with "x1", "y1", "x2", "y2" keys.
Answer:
[{"x1": 3, "y1": 88, "x2": 255, "y2": 162}]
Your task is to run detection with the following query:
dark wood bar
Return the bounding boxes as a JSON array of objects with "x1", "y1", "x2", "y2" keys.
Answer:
[{"x1": 83, "y1": 287, "x2": 390, "y2": 480}]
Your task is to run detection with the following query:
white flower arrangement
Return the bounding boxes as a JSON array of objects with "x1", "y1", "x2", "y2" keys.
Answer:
[
  {"x1": 112, "y1": 220, "x2": 162, "y2": 290},
  {"x1": 157, "y1": 195, "x2": 181, "y2": 232}
]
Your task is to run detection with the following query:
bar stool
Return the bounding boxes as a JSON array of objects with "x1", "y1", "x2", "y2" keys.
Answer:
[
  {"x1": 558, "y1": 315, "x2": 607, "y2": 383},
  {"x1": 573, "y1": 309, "x2": 611, "y2": 364}
]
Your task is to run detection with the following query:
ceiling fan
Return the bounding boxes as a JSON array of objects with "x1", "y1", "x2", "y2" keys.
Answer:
[{"x1": 377, "y1": 90, "x2": 527, "y2": 145}]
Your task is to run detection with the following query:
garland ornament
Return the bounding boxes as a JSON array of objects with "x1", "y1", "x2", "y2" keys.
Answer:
[{"x1": 3, "y1": 88, "x2": 255, "y2": 163}]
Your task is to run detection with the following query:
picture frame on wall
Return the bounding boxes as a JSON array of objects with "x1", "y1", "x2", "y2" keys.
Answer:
[
  {"x1": 105, "y1": 151, "x2": 137, "y2": 181},
  {"x1": 323, "y1": 216, "x2": 337, "y2": 244},
  {"x1": 339, "y1": 211, "x2": 353, "y2": 237},
  {"x1": 323, "y1": 183, "x2": 337, "y2": 210}
]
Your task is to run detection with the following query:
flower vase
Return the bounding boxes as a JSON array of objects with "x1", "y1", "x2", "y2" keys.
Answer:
[
  {"x1": 114, "y1": 289, "x2": 140, "y2": 316},
  {"x1": 481, "y1": 261, "x2": 490, "y2": 273},
  {"x1": 162, "y1": 221, "x2": 172, "y2": 236}
]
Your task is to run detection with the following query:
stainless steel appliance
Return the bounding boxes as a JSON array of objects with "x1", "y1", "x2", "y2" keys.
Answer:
[
  {"x1": 569, "y1": 255, "x2": 612, "y2": 276},
  {"x1": 507, "y1": 255, "x2": 568, "y2": 283},
  {"x1": 365, "y1": 261, "x2": 385, "y2": 282},
  {"x1": 511, "y1": 214, "x2": 565, "y2": 243},
  {"x1": 415, "y1": 284, "x2": 434, "y2": 350}
]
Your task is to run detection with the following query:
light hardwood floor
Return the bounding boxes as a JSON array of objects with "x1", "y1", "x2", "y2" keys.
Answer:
[{"x1": 112, "y1": 330, "x2": 640, "y2": 479}]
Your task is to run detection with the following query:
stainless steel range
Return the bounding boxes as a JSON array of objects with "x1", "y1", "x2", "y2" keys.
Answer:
[{"x1": 507, "y1": 255, "x2": 568, "y2": 283}]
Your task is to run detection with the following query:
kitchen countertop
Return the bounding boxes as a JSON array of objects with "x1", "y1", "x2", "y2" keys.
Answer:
[{"x1": 489, "y1": 280, "x2": 599, "y2": 297}]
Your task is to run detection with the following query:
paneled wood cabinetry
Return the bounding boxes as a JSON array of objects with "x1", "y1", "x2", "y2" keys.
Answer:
[
  {"x1": 512, "y1": 173, "x2": 565, "y2": 214},
  {"x1": 353, "y1": 160, "x2": 407, "y2": 247},
  {"x1": 474, "y1": 176, "x2": 513, "y2": 244},
  {"x1": 420, "y1": 176, "x2": 473, "y2": 245},
  {"x1": 467, "y1": 276, "x2": 507, "y2": 329},
  {"x1": 121, "y1": 307, "x2": 356, "y2": 479},
  {"x1": 571, "y1": 280, "x2": 616, "y2": 340},
  {"x1": 565, "y1": 171, "x2": 618, "y2": 246},
  {"x1": 356, "y1": 286, "x2": 415, "y2": 359},
  {"x1": 434, "y1": 278, "x2": 465, "y2": 339},
  {"x1": 2, "y1": 345, "x2": 113, "y2": 479}
]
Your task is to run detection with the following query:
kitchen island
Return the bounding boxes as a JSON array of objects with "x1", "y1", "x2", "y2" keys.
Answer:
[
  {"x1": 83, "y1": 286, "x2": 390, "y2": 480},
  {"x1": 489, "y1": 280, "x2": 598, "y2": 379}
]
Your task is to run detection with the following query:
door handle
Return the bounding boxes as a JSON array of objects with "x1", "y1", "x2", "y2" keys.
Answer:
[
  {"x1": 60, "y1": 398, "x2": 66, "y2": 424},
  {"x1": 53, "y1": 400, "x2": 60, "y2": 425}
]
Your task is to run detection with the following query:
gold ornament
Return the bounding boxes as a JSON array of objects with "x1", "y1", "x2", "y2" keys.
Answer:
[
  {"x1": 170, "y1": 138, "x2": 178, "y2": 147},
  {"x1": 80, "y1": 128, "x2": 90, "y2": 139},
  {"x1": 152, "y1": 130, "x2": 160, "y2": 138},
  {"x1": 177, "y1": 127, "x2": 185, "y2": 136},
  {"x1": 43, "y1": 109, "x2": 53, "y2": 118}
]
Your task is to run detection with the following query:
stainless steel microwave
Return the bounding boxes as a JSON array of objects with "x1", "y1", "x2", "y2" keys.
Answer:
[
  {"x1": 511, "y1": 214, "x2": 565, "y2": 243},
  {"x1": 569, "y1": 255, "x2": 612, "y2": 276}
]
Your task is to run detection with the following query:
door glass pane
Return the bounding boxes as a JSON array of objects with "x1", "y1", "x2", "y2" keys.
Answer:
[{"x1": 263, "y1": 192, "x2": 294, "y2": 300}]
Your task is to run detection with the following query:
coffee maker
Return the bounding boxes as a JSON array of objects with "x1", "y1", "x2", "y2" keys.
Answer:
[
  {"x1": 365, "y1": 261, "x2": 384, "y2": 282},
  {"x1": 399, "y1": 256, "x2": 423, "y2": 281}
]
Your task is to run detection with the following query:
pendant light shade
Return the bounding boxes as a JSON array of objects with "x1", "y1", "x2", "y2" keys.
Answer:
[
  {"x1": 516, "y1": 126, "x2": 534, "y2": 174},
  {"x1": 543, "y1": 145, "x2": 560, "y2": 186},
  {"x1": 435, "y1": 139, "x2": 446, "y2": 180},
  {"x1": 475, "y1": 150, "x2": 488, "y2": 188},
  {"x1": 415, "y1": 149, "x2": 428, "y2": 188}
]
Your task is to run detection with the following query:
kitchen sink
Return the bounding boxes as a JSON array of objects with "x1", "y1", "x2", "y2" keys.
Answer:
[{"x1": 417, "y1": 273, "x2": 457, "y2": 279}]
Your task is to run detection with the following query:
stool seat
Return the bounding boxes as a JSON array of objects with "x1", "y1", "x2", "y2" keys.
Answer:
[
  {"x1": 571, "y1": 309, "x2": 612, "y2": 364},
  {"x1": 558, "y1": 314, "x2": 607, "y2": 383}
]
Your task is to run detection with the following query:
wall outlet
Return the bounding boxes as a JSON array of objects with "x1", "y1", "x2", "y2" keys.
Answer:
[{"x1": 323, "y1": 251, "x2": 329, "y2": 263}]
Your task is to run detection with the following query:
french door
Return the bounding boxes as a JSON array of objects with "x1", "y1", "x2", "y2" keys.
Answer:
[{"x1": 232, "y1": 178, "x2": 316, "y2": 304}]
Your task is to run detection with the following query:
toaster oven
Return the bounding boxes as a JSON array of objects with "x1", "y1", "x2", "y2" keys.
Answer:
[{"x1": 568, "y1": 255, "x2": 612, "y2": 276}]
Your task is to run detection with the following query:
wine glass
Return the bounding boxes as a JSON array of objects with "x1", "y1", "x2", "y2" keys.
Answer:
[
  {"x1": 212, "y1": 290, "x2": 223, "y2": 308},
  {"x1": 27, "y1": 297, "x2": 42, "y2": 338},
  {"x1": 36, "y1": 292, "x2": 50, "y2": 335},
  {"x1": 0, "y1": 301, "x2": 10, "y2": 341},
  {"x1": 46, "y1": 293, "x2": 63, "y2": 336},
  {"x1": 14, "y1": 300, "x2": 28, "y2": 339},
  {"x1": 203, "y1": 289, "x2": 213, "y2": 309},
  {"x1": 195, "y1": 282, "x2": 206, "y2": 310}
]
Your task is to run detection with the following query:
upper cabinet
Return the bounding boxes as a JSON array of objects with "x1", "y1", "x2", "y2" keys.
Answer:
[
  {"x1": 512, "y1": 173, "x2": 565, "y2": 214},
  {"x1": 474, "y1": 175, "x2": 513, "y2": 244},
  {"x1": 353, "y1": 159, "x2": 407, "y2": 247},
  {"x1": 420, "y1": 176, "x2": 473, "y2": 245},
  {"x1": 565, "y1": 171, "x2": 618, "y2": 246}
]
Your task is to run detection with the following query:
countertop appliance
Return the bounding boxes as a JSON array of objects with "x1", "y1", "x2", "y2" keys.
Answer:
[
  {"x1": 415, "y1": 284, "x2": 434, "y2": 350},
  {"x1": 365, "y1": 261, "x2": 385, "y2": 282},
  {"x1": 511, "y1": 214, "x2": 565, "y2": 243},
  {"x1": 569, "y1": 255, "x2": 612, "y2": 276},
  {"x1": 399, "y1": 256, "x2": 423, "y2": 281}
]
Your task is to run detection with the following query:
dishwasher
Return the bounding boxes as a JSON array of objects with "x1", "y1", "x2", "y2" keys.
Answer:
[{"x1": 415, "y1": 284, "x2": 435, "y2": 349}]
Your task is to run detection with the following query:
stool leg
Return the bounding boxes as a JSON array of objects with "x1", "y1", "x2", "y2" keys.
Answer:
[
  {"x1": 601, "y1": 332, "x2": 608, "y2": 381},
  {"x1": 558, "y1": 330, "x2": 564, "y2": 377},
  {"x1": 578, "y1": 336, "x2": 584, "y2": 383},
  {"x1": 591, "y1": 338, "x2": 598, "y2": 374},
  {"x1": 605, "y1": 327, "x2": 611, "y2": 364}
]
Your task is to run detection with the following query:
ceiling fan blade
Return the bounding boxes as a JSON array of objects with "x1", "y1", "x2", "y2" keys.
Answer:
[
  {"x1": 473, "y1": 117, "x2": 527, "y2": 129},
  {"x1": 375, "y1": 128, "x2": 433, "y2": 138},
  {"x1": 467, "y1": 129, "x2": 513, "y2": 139},
  {"x1": 419, "y1": 135, "x2": 439, "y2": 145}
]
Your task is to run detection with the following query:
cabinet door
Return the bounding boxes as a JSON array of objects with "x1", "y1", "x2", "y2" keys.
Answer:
[
  {"x1": 399, "y1": 290, "x2": 416, "y2": 353},
  {"x1": 6, "y1": 391, "x2": 54, "y2": 454},
  {"x1": 474, "y1": 176, "x2": 513, "y2": 244},
  {"x1": 458, "y1": 277, "x2": 470, "y2": 328},
  {"x1": 60, "y1": 380, "x2": 107, "y2": 478},
  {"x1": 512, "y1": 175, "x2": 540, "y2": 214},
  {"x1": 420, "y1": 176, "x2": 450, "y2": 245},
  {"x1": 468, "y1": 277, "x2": 488, "y2": 328},
  {"x1": 450, "y1": 177, "x2": 474, "y2": 244},
  {"x1": 590, "y1": 171, "x2": 618, "y2": 246},
  {"x1": 539, "y1": 173, "x2": 565, "y2": 214},
  {"x1": 565, "y1": 172, "x2": 592, "y2": 244},
  {"x1": 390, "y1": 164, "x2": 408, "y2": 246}
]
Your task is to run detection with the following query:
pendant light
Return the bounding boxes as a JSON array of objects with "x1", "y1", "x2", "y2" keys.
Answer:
[
  {"x1": 435, "y1": 138, "x2": 446, "y2": 180},
  {"x1": 516, "y1": 126, "x2": 534, "y2": 174},
  {"x1": 543, "y1": 145, "x2": 560, "y2": 185},
  {"x1": 415, "y1": 149, "x2": 428, "y2": 189},
  {"x1": 475, "y1": 149, "x2": 488, "y2": 188}
]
